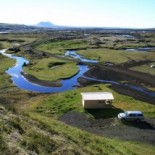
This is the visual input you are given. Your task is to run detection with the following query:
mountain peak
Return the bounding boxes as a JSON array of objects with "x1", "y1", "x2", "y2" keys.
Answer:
[{"x1": 36, "y1": 21, "x2": 56, "y2": 28}]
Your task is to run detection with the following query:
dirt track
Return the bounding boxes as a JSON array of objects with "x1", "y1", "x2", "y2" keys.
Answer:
[{"x1": 60, "y1": 111, "x2": 155, "y2": 145}]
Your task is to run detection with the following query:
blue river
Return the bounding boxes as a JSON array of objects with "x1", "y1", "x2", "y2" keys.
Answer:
[{"x1": 1, "y1": 49, "x2": 155, "y2": 97}]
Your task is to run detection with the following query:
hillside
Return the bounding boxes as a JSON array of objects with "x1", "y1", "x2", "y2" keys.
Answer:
[{"x1": 1, "y1": 105, "x2": 155, "y2": 155}]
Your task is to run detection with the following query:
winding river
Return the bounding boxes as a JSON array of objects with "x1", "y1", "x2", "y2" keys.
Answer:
[
  {"x1": 1, "y1": 49, "x2": 155, "y2": 97},
  {"x1": 0, "y1": 49, "x2": 90, "y2": 93}
]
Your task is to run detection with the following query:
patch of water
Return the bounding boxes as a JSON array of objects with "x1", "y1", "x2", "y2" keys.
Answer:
[
  {"x1": 125, "y1": 47, "x2": 155, "y2": 52},
  {"x1": 0, "y1": 49, "x2": 88, "y2": 93},
  {"x1": 65, "y1": 51, "x2": 98, "y2": 63}
]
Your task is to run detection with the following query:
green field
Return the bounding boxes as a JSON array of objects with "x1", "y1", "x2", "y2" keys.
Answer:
[
  {"x1": 35, "y1": 39, "x2": 155, "y2": 65},
  {"x1": 77, "y1": 48, "x2": 155, "y2": 64},
  {"x1": 23, "y1": 57, "x2": 78, "y2": 81},
  {"x1": 23, "y1": 84, "x2": 155, "y2": 119},
  {"x1": 36, "y1": 39, "x2": 92, "y2": 55}
]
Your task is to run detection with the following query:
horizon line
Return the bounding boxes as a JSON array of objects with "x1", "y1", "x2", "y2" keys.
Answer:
[{"x1": 0, "y1": 22, "x2": 154, "y2": 29}]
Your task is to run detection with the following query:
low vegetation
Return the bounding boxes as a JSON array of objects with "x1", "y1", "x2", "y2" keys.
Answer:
[
  {"x1": 1, "y1": 105, "x2": 155, "y2": 155},
  {"x1": 0, "y1": 33, "x2": 41, "y2": 49},
  {"x1": 35, "y1": 36, "x2": 155, "y2": 65},
  {"x1": 131, "y1": 63, "x2": 155, "y2": 76},
  {"x1": 1, "y1": 30, "x2": 155, "y2": 154},
  {"x1": 23, "y1": 57, "x2": 78, "y2": 81},
  {"x1": 21, "y1": 84, "x2": 155, "y2": 120},
  {"x1": 77, "y1": 48, "x2": 155, "y2": 64},
  {"x1": 36, "y1": 39, "x2": 92, "y2": 55},
  {"x1": 0, "y1": 54, "x2": 15, "y2": 90}
]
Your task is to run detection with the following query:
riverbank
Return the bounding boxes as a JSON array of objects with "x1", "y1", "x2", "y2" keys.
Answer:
[
  {"x1": 78, "y1": 64, "x2": 155, "y2": 105},
  {"x1": 2, "y1": 46, "x2": 155, "y2": 104},
  {"x1": 21, "y1": 72, "x2": 62, "y2": 87}
]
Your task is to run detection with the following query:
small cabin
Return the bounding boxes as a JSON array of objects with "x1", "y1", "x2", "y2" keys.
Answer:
[{"x1": 81, "y1": 92, "x2": 114, "y2": 109}]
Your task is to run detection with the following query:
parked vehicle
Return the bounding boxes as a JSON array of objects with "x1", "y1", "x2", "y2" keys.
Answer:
[{"x1": 118, "y1": 111, "x2": 144, "y2": 121}]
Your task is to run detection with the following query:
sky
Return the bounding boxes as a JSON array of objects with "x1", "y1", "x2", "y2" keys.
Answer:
[{"x1": 0, "y1": 0, "x2": 155, "y2": 28}]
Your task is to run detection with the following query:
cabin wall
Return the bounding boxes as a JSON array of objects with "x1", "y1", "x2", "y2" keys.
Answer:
[{"x1": 83, "y1": 100, "x2": 112, "y2": 109}]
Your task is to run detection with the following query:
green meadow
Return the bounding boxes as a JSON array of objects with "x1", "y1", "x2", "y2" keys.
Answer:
[
  {"x1": 22, "y1": 84, "x2": 155, "y2": 119},
  {"x1": 35, "y1": 39, "x2": 155, "y2": 65},
  {"x1": 77, "y1": 48, "x2": 155, "y2": 64},
  {"x1": 23, "y1": 57, "x2": 78, "y2": 81},
  {"x1": 36, "y1": 39, "x2": 91, "y2": 55}
]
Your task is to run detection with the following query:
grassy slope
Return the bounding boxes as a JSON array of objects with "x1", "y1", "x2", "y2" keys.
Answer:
[
  {"x1": 30, "y1": 113, "x2": 155, "y2": 155},
  {"x1": 1, "y1": 106, "x2": 155, "y2": 155},
  {"x1": 23, "y1": 57, "x2": 78, "y2": 81},
  {"x1": 0, "y1": 54, "x2": 15, "y2": 90}
]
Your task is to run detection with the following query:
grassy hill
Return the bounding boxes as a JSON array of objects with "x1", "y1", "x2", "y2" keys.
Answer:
[{"x1": 1, "y1": 105, "x2": 155, "y2": 155}]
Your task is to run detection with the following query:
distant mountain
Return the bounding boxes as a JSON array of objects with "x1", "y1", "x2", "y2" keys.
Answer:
[
  {"x1": 0, "y1": 23, "x2": 154, "y2": 33},
  {"x1": 36, "y1": 22, "x2": 57, "y2": 28}
]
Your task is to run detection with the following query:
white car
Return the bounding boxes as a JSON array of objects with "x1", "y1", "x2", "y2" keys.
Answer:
[{"x1": 118, "y1": 111, "x2": 144, "y2": 121}]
